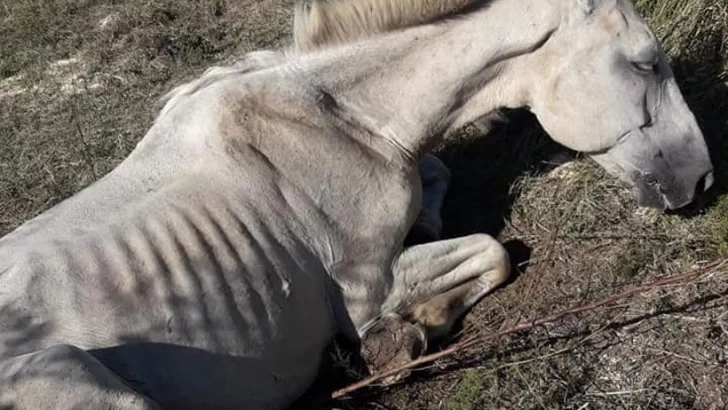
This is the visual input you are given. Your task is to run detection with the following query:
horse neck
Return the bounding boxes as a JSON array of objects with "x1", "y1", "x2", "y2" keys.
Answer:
[{"x1": 298, "y1": 0, "x2": 561, "y2": 160}]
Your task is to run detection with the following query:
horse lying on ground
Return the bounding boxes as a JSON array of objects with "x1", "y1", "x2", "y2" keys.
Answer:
[{"x1": 0, "y1": 0, "x2": 713, "y2": 408}]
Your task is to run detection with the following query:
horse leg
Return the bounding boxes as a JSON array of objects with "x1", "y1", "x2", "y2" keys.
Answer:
[
  {"x1": 389, "y1": 234, "x2": 510, "y2": 320},
  {"x1": 0, "y1": 344, "x2": 160, "y2": 410},
  {"x1": 406, "y1": 267, "x2": 506, "y2": 339},
  {"x1": 360, "y1": 234, "x2": 510, "y2": 379},
  {"x1": 406, "y1": 154, "x2": 451, "y2": 245}
]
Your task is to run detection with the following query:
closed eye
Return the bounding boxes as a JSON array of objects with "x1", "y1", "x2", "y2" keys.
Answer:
[{"x1": 631, "y1": 61, "x2": 658, "y2": 75}]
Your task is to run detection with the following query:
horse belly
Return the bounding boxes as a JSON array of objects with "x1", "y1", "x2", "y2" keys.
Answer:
[{"x1": 89, "y1": 262, "x2": 334, "y2": 410}]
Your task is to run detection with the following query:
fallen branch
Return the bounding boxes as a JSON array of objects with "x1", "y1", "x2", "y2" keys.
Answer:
[{"x1": 330, "y1": 259, "x2": 728, "y2": 400}]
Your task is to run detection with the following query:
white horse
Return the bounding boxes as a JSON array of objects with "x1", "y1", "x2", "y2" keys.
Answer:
[{"x1": 0, "y1": 0, "x2": 713, "y2": 408}]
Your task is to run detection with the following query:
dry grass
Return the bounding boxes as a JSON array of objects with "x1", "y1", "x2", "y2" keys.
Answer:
[
  {"x1": 0, "y1": 0, "x2": 293, "y2": 232},
  {"x1": 1, "y1": 0, "x2": 727, "y2": 409}
]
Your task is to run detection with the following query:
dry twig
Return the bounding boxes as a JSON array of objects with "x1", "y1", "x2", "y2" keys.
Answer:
[{"x1": 330, "y1": 259, "x2": 728, "y2": 400}]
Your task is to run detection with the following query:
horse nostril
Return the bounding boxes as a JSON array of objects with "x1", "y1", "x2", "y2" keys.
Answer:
[{"x1": 698, "y1": 170, "x2": 714, "y2": 193}]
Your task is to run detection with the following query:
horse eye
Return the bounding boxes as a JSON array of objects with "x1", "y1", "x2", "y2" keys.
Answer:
[{"x1": 631, "y1": 61, "x2": 657, "y2": 75}]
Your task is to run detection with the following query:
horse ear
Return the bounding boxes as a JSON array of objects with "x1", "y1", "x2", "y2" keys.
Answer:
[{"x1": 577, "y1": 0, "x2": 596, "y2": 14}]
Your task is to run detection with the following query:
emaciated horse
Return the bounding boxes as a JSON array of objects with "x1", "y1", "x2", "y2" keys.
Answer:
[{"x1": 0, "y1": 0, "x2": 712, "y2": 408}]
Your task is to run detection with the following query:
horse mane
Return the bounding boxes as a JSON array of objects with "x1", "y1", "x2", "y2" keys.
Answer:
[
  {"x1": 159, "y1": 0, "x2": 485, "y2": 114},
  {"x1": 293, "y1": 0, "x2": 481, "y2": 53}
]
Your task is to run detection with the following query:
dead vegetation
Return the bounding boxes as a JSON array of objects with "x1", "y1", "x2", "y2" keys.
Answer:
[{"x1": 1, "y1": 0, "x2": 727, "y2": 409}]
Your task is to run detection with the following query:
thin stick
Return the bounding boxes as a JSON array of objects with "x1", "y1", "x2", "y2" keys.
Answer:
[{"x1": 330, "y1": 259, "x2": 728, "y2": 400}]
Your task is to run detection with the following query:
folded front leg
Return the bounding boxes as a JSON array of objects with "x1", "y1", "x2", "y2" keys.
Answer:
[
  {"x1": 358, "y1": 234, "x2": 509, "y2": 380},
  {"x1": 384, "y1": 233, "x2": 510, "y2": 338}
]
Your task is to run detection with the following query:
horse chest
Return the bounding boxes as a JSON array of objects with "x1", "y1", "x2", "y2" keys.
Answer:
[{"x1": 335, "y1": 165, "x2": 419, "y2": 245}]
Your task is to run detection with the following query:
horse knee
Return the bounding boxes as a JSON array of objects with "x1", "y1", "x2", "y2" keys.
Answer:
[
  {"x1": 408, "y1": 235, "x2": 510, "y2": 338},
  {"x1": 469, "y1": 234, "x2": 510, "y2": 286}
]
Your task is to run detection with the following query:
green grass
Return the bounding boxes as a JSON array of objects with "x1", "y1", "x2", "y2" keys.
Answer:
[
  {"x1": 1, "y1": 0, "x2": 727, "y2": 409},
  {"x1": 446, "y1": 370, "x2": 483, "y2": 410}
]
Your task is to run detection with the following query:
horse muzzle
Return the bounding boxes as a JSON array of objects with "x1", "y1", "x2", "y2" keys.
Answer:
[{"x1": 631, "y1": 168, "x2": 714, "y2": 210}]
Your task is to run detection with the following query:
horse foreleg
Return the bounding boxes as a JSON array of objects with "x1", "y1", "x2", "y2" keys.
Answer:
[{"x1": 360, "y1": 234, "x2": 510, "y2": 380}]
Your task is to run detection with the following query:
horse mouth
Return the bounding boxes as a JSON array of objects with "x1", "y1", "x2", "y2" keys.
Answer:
[
  {"x1": 632, "y1": 174, "x2": 700, "y2": 211},
  {"x1": 633, "y1": 186, "x2": 668, "y2": 210}
]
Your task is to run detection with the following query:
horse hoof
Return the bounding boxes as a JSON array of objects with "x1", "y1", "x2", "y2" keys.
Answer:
[{"x1": 359, "y1": 314, "x2": 426, "y2": 385}]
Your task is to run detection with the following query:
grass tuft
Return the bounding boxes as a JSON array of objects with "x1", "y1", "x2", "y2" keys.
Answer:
[{"x1": 446, "y1": 371, "x2": 483, "y2": 410}]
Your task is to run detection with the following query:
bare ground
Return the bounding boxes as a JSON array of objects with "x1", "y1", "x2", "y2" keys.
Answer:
[{"x1": 1, "y1": 0, "x2": 727, "y2": 409}]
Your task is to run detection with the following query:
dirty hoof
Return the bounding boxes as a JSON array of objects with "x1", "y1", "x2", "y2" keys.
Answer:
[{"x1": 359, "y1": 314, "x2": 426, "y2": 385}]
